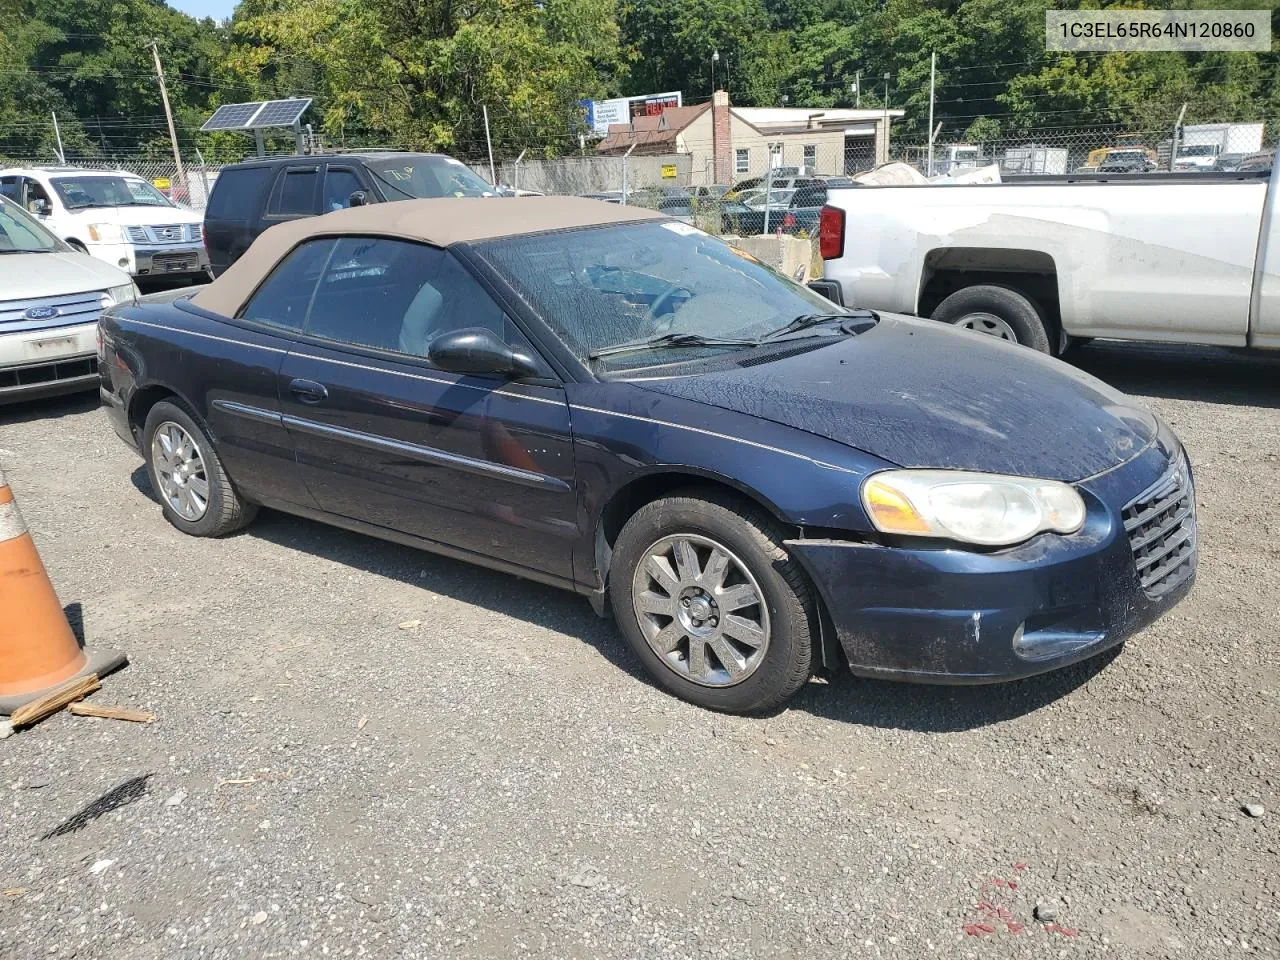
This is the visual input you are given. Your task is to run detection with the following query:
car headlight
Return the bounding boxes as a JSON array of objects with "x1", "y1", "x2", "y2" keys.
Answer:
[
  {"x1": 87, "y1": 223, "x2": 123, "y2": 243},
  {"x1": 104, "y1": 283, "x2": 139, "y2": 306},
  {"x1": 861, "y1": 470, "x2": 1087, "y2": 547}
]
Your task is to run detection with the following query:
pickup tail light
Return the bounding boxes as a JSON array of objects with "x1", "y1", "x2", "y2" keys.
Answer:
[
  {"x1": 819, "y1": 205, "x2": 844, "y2": 260},
  {"x1": 782, "y1": 212, "x2": 796, "y2": 229}
]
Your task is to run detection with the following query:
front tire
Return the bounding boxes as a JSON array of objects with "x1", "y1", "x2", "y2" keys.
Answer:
[
  {"x1": 931, "y1": 284, "x2": 1052, "y2": 353},
  {"x1": 609, "y1": 491, "x2": 816, "y2": 713},
  {"x1": 143, "y1": 400, "x2": 256, "y2": 537}
]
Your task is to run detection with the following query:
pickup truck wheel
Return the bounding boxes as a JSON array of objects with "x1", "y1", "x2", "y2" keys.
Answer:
[
  {"x1": 609, "y1": 491, "x2": 816, "y2": 714},
  {"x1": 931, "y1": 285, "x2": 1052, "y2": 353},
  {"x1": 143, "y1": 400, "x2": 257, "y2": 538}
]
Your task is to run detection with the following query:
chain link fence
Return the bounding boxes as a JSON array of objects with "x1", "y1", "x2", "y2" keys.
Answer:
[
  {"x1": 7, "y1": 119, "x2": 1267, "y2": 241},
  {"x1": 891, "y1": 122, "x2": 1271, "y2": 176}
]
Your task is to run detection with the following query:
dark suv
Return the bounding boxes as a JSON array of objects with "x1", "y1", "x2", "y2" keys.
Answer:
[{"x1": 203, "y1": 152, "x2": 501, "y2": 276}]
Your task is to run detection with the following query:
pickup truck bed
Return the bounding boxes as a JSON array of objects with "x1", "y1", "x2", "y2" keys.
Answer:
[{"x1": 819, "y1": 166, "x2": 1280, "y2": 353}]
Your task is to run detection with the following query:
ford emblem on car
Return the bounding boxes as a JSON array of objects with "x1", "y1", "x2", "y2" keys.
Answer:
[{"x1": 24, "y1": 306, "x2": 60, "y2": 321}]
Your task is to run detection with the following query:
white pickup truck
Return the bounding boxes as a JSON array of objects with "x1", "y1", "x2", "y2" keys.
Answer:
[{"x1": 818, "y1": 154, "x2": 1280, "y2": 354}]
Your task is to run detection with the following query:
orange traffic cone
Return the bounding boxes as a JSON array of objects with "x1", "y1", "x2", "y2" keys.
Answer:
[{"x1": 0, "y1": 462, "x2": 126, "y2": 715}]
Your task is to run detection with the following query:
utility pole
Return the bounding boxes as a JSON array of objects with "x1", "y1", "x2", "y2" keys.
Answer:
[
  {"x1": 927, "y1": 53, "x2": 936, "y2": 177},
  {"x1": 149, "y1": 42, "x2": 187, "y2": 197},
  {"x1": 711, "y1": 49, "x2": 719, "y2": 96},
  {"x1": 1170, "y1": 102, "x2": 1188, "y2": 172},
  {"x1": 51, "y1": 112, "x2": 66, "y2": 164},
  {"x1": 482, "y1": 104, "x2": 497, "y2": 185},
  {"x1": 854, "y1": 71, "x2": 861, "y2": 108},
  {"x1": 882, "y1": 72, "x2": 891, "y2": 166}
]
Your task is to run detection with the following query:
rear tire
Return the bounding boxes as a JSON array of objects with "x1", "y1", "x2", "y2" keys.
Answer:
[
  {"x1": 609, "y1": 491, "x2": 816, "y2": 714},
  {"x1": 143, "y1": 400, "x2": 256, "y2": 537},
  {"x1": 931, "y1": 284, "x2": 1052, "y2": 353}
]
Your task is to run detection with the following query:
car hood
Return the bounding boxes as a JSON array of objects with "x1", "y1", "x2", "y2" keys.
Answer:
[
  {"x1": 627, "y1": 314, "x2": 1158, "y2": 482},
  {"x1": 61, "y1": 205, "x2": 200, "y2": 226},
  {"x1": 0, "y1": 250, "x2": 131, "y2": 301}
]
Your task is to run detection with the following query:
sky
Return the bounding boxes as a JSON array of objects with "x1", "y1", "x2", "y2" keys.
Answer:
[{"x1": 168, "y1": 0, "x2": 237, "y2": 21}]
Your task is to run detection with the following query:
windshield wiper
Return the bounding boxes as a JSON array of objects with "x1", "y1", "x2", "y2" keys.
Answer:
[
  {"x1": 759, "y1": 310, "x2": 878, "y2": 341},
  {"x1": 759, "y1": 313, "x2": 850, "y2": 340},
  {"x1": 589, "y1": 332, "x2": 759, "y2": 360}
]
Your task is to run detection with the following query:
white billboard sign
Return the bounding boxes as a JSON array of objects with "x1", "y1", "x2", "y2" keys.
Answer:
[{"x1": 584, "y1": 91, "x2": 683, "y2": 136}]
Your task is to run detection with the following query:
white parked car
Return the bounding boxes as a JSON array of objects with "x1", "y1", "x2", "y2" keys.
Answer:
[
  {"x1": 0, "y1": 197, "x2": 137, "y2": 403},
  {"x1": 0, "y1": 167, "x2": 210, "y2": 284}
]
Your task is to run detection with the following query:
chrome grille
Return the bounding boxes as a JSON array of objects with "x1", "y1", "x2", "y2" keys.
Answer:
[
  {"x1": 124, "y1": 224, "x2": 195, "y2": 244},
  {"x1": 0, "y1": 290, "x2": 103, "y2": 333},
  {"x1": 1122, "y1": 454, "x2": 1197, "y2": 599},
  {"x1": 149, "y1": 253, "x2": 199, "y2": 274}
]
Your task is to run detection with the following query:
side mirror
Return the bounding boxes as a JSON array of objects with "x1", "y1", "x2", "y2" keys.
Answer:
[
  {"x1": 31, "y1": 199, "x2": 50, "y2": 217},
  {"x1": 348, "y1": 191, "x2": 368, "y2": 207},
  {"x1": 428, "y1": 327, "x2": 540, "y2": 379}
]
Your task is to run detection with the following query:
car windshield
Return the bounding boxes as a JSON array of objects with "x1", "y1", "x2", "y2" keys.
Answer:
[
  {"x1": 0, "y1": 198, "x2": 63, "y2": 253},
  {"x1": 742, "y1": 188, "x2": 794, "y2": 208},
  {"x1": 1178, "y1": 145, "x2": 1218, "y2": 157},
  {"x1": 365, "y1": 156, "x2": 497, "y2": 199},
  {"x1": 476, "y1": 221, "x2": 853, "y2": 371},
  {"x1": 51, "y1": 175, "x2": 173, "y2": 209}
]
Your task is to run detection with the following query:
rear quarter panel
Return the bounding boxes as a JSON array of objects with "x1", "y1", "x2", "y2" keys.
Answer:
[{"x1": 101, "y1": 298, "x2": 309, "y2": 506}]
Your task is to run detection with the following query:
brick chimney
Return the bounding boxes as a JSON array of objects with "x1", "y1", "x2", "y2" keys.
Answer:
[{"x1": 712, "y1": 90, "x2": 732, "y2": 184}]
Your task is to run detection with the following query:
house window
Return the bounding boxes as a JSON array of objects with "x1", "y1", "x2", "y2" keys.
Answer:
[
  {"x1": 803, "y1": 144, "x2": 817, "y2": 167},
  {"x1": 735, "y1": 149, "x2": 749, "y2": 174},
  {"x1": 769, "y1": 143, "x2": 783, "y2": 168}
]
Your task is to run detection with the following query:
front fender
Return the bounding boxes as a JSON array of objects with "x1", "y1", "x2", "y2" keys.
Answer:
[{"x1": 566, "y1": 382, "x2": 892, "y2": 590}]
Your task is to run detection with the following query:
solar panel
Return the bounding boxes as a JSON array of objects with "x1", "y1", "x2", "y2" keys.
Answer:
[
  {"x1": 244, "y1": 99, "x2": 312, "y2": 129},
  {"x1": 200, "y1": 102, "x2": 264, "y2": 132}
]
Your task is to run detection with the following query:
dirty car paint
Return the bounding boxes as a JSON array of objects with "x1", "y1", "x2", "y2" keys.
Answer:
[{"x1": 629, "y1": 313, "x2": 1158, "y2": 481}]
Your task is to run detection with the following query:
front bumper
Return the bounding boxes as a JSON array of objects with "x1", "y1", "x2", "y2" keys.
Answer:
[
  {"x1": 0, "y1": 322, "x2": 100, "y2": 404},
  {"x1": 788, "y1": 434, "x2": 1196, "y2": 683},
  {"x1": 86, "y1": 241, "x2": 210, "y2": 280}
]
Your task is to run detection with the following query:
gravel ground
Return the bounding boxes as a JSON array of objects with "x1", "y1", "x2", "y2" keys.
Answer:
[{"x1": 0, "y1": 341, "x2": 1277, "y2": 960}]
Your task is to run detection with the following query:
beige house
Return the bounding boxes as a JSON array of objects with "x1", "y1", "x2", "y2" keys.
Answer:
[{"x1": 596, "y1": 91, "x2": 906, "y2": 186}]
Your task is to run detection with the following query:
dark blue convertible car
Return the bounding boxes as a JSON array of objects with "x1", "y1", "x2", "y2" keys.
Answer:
[{"x1": 99, "y1": 197, "x2": 1196, "y2": 713}]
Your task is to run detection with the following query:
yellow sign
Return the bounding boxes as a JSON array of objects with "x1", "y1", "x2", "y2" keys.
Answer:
[
  {"x1": 152, "y1": 177, "x2": 171, "y2": 190},
  {"x1": 660, "y1": 164, "x2": 677, "y2": 179}
]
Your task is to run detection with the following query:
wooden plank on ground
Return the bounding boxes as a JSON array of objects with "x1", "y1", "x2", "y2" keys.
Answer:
[
  {"x1": 67, "y1": 702, "x2": 156, "y2": 723},
  {"x1": 10, "y1": 674, "x2": 100, "y2": 728}
]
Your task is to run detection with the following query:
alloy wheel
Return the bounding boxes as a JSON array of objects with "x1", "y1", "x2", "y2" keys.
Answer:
[
  {"x1": 151, "y1": 421, "x2": 209, "y2": 521},
  {"x1": 631, "y1": 534, "x2": 771, "y2": 687}
]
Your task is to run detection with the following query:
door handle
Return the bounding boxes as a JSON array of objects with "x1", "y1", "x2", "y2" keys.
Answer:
[{"x1": 288, "y1": 378, "x2": 328, "y2": 404}]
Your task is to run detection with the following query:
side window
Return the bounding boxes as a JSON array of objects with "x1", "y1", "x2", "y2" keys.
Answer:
[
  {"x1": 269, "y1": 167, "x2": 319, "y2": 217},
  {"x1": 303, "y1": 237, "x2": 532, "y2": 370},
  {"x1": 322, "y1": 168, "x2": 364, "y2": 213},
  {"x1": 239, "y1": 238, "x2": 337, "y2": 331},
  {"x1": 792, "y1": 186, "x2": 826, "y2": 207},
  {"x1": 23, "y1": 179, "x2": 52, "y2": 214},
  {"x1": 0, "y1": 177, "x2": 17, "y2": 200},
  {"x1": 206, "y1": 167, "x2": 272, "y2": 220}
]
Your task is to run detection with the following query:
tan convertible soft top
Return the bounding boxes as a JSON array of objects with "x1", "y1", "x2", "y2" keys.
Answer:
[{"x1": 190, "y1": 196, "x2": 666, "y2": 317}]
